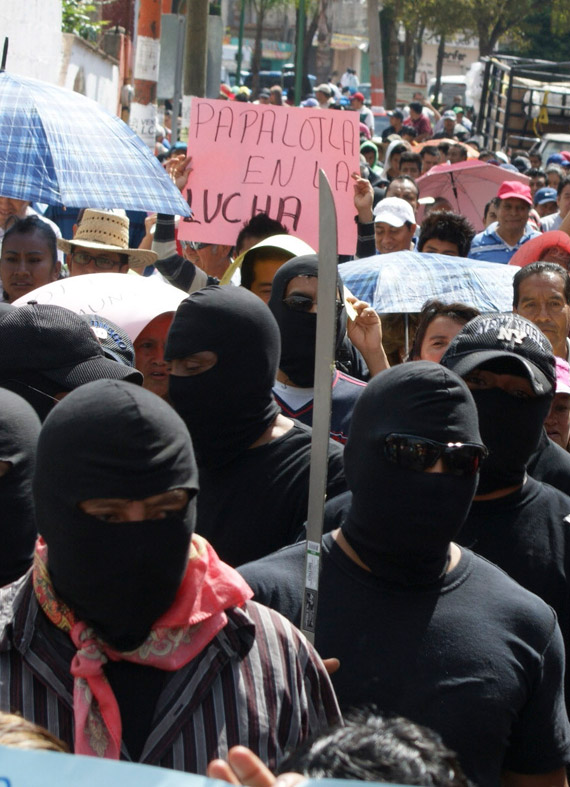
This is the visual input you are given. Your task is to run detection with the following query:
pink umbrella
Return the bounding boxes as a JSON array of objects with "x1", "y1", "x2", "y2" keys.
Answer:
[
  {"x1": 416, "y1": 160, "x2": 530, "y2": 232},
  {"x1": 12, "y1": 272, "x2": 186, "y2": 341}
]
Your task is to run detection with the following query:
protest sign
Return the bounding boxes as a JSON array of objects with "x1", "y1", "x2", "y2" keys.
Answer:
[{"x1": 178, "y1": 98, "x2": 360, "y2": 254}]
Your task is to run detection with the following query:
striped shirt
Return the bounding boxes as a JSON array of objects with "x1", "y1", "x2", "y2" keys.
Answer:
[
  {"x1": 468, "y1": 222, "x2": 541, "y2": 264},
  {"x1": 0, "y1": 576, "x2": 341, "y2": 772}
]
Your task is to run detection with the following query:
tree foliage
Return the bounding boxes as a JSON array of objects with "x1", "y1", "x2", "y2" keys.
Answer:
[{"x1": 61, "y1": 0, "x2": 109, "y2": 42}]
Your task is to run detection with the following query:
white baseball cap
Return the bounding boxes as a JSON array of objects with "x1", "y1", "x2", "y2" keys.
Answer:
[{"x1": 373, "y1": 197, "x2": 416, "y2": 227}]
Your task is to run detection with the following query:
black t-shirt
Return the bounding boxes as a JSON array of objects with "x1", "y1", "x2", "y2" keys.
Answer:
[
  {"x1": 459, "y1": 476, "x2": 570, "y2": 655},
  {"x1": 196, "y1": 421, "x2": 346, "y2": 566},
  {"x1": 527, "y1": 429, "x2": 570, "y2": 497},
  {"x1": 240, "y1": 535, "x2": 570, "y2": 786}
]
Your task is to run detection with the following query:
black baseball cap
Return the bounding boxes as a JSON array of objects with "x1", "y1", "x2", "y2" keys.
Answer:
[
  {"x1": 440, "y1": 313, "x2": 555, "y2": 396},
  {"x1": 82, "y1": 314, "x2": 136, "y2": 368},
  {"x1": 0, "y1": 303, "x2": 142, "y2": 389}
]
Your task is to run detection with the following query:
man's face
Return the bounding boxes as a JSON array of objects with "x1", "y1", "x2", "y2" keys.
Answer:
[
  {"x1": 68, "y1": 246, "x2": 128, "y2": 276},
  {"x1": 0, "y1": 197, "x2": 29, "y2": 230},
  {"x1": 448, "y1": 147, "x2": 465, "y2": 164},
  {"x1": 389, "y1": 153, "x2": 401, "y2": 173},
  {"x1": 496, "y1": 198, "x2": 530, "y2": 236},
  {"x1": 514, "y1": 272, "x2": 570, "y2": 357},
  {"x1": 249, "y1": 259, "x2": 286, "y2": 303},
  {"x1": 258, "y1": 94, "x2": 270, "y2": 105},
  {"x1": 399, "y1": 161, "x2": 421, "y2": 179},
  {"x1": 443, "y1": 118, "x2": 456, "y2": 136},
  {"x1": 536, "y1": 199, "x2": 558, "y2": 218},
  {"x1": 79, "y1": 489, "x2": 189, "y2": 523},
  {"x1": 374, "y1": 221, "x2": 415, "y2": 254},
  {"x1": 386, "y1": 181, "x2": 418, "y2": 214},
  {"x1": 195, "y1": 243, "x2": 231, "y2": 277},
  {"x1": 557, "y1": 184, "x2": 570, "y2": 219},
  {"x1": 363, "y1": 150, "x2": 376, "y2": 168},
  {"x1": 529, "y1": 154, "x2": 542, "y2": 169},
  {"x1": 545, "y1": 392, "x2": 570, "y2": 448},
  {"x1": 464, "y1": 368, "x2": 535, "y2": 399},
  {"x1": 529, "y1": 174, "x2": 546, "y2": 196},
  {"x1": 409, "y1": 108, "x2": 420, "y2": 121},
  {"x1": 390, "y1": 115, "x2": 401, "y2": 129},
  {"x1": 548, "y1": 171, "x2": 561, "y2": 189},
  {"x1": 316, "y1": 91, "x2": 328, "y2": 104},
  {"x1": 133, "y1": 313, "x2": 173, "y2": 399},
  {"x1": 421, "y1": 238, "x2": 459, "y2": 256},
  {"x1": 422, "y1": 151, "x2": 439, "y2": 173},
  {"x1": 351, "y1": 99, "x2": 363, "y2": 111}
]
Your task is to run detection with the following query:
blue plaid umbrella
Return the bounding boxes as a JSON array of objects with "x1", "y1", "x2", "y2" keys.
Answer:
[
  {"x1": 340, "y1": 252, "x2": 517, "y2": 313},
  {"x1": 0, "y1": 71, "x2": 190, "y2": 216}
]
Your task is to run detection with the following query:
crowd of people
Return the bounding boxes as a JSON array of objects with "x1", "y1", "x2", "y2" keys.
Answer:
[{"x1": 4, "y1": 75, "x2": 570, "y2": 787}]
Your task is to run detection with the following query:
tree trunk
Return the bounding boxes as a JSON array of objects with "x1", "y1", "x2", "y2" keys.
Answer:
[
  {"x1": 184, "y1": 0, "x2": 208, "y2": 96},
  {"x1": 433, "y1": 31, "x2": 445, "y2": 109},
  {"x1": 385, "y1": 16, "x2": 399, "y2": 108},
  {"x1": 403, "y1": 26, "x2": 415, "y2": 82},
  {"x1": 251, "y1": 5, "x2": 264, "y2": 97},
  {"x1": 367, "y1": 0, "x2": 384, "y2": 106},
  {"x1": 315, "y1": 0, "x2": 334, "y2": 83}
]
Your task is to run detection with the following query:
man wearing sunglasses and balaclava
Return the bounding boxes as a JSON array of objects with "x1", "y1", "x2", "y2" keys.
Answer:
[
  {"x1": 440, "y1": 313, "x2": 570, "y2": 702},
  {"x1": 269, "y1": 254, "x2": 388, "y2": 444},
  {"x1": 240, "y1": 362, "x2": 570, "y2": 787},
  {"x1": 0, "y1": 380, "x2": 340, "y2": 769}
]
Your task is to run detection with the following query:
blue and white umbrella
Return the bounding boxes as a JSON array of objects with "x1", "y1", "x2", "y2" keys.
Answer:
[
  {"x1": 340, "y1": 252, "x2": 517, "y2": 313},
  {"x1": 0, "y1": 71, "x2": 190, "y2": 216}
]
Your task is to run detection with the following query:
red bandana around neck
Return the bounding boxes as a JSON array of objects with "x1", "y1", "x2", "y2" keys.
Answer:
[{"x1": 33, "y1": 535, "x2": 253, "y2": 759}]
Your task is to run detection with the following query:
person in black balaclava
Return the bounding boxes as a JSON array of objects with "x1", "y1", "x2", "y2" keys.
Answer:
[
  {"x1": 0, "y1": 379, "x2": 341, "y2": 768},
  {"x1": 240, "y1": 362, "x2": 570, "y2": 787},
  {"x1": 440, "y1": 313, "x2": 570, "y2": 699},
  {"x1": 165, "y1": 285, "x2": 346, "y2": 565},
  {"x1": 269, "y1": 254, "x2": 387, "y2": 444},
  {"x1": 0, "y1": 388, "x2": 41, "y2": 587}
]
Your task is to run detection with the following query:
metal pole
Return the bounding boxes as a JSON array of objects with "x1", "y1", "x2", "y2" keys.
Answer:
[
  {"x1": 1, "y1": 38, "x2": 8, "y2": 72},
  {"x1": 171, "y1": 14, "x2": 186, "y2": 147},
  {"x1": 236, "y1": 0, "x2": 246, "y2": 87},
  {"x1": 184, "y1": 0, "x2": 209, "y2": 97},
  {"x1": 294, "y1": 0, "x2": 306, "y2": 105},
  {"x1": 130, "y1": 0, "x2": 161, "y2": 149}
]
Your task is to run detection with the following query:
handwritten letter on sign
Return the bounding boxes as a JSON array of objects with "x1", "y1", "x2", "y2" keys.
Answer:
[{"x1": 178, "y1": 98, "x2": 360, "y2": 255}]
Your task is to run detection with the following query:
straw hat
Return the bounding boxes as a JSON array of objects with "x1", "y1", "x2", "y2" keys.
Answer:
[{"x1": 57, "y1": 210, "x2": 157, "y2": 269}]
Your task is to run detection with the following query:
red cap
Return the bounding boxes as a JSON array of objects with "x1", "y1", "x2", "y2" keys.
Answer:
[
  {"x1": 561, "y1": 151, "x2": 570, "y2": 163},
  {"x1": 351, "y1": 92, "x2": 365, "y2": 102},
  {"x1": 496, "y1": 180, "x2": 533, "y2": 206}
]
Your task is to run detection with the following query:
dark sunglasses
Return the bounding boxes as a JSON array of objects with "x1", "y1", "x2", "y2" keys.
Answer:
[
  {"x1": 384, "y1": 433, "x2": 488, "y2": 477},
  {"x1": 283, "y1": 294, "x2": 344, "y2": 315}
]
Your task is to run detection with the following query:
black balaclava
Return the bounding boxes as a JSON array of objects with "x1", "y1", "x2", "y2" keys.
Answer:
[
  {"x1": 343, "y1": 362, "x2": 482, "y2": 586},
  {"x1": 268, "y1": 254, "x2": 347, "y2": 388},
  {"x1": 0, "y1": 389, "x2": 41, "y2": 586},
  {"x1": 34, "y1": 379, "x2": 199, "y2": 652},
  {"x1": 467, "y1": 359, "x2": 553, "y2": 495},
  {"x1": 166, "y1": 285, "x2": 281, "y2": 469}
]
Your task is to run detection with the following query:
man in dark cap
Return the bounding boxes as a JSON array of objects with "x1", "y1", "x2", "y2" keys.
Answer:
[
  {"x1": 0, "y1": 303, "x2": 141, "y2": 420},
  {"x1": 440, "y1": 313, "x2": 570, "y2": 694},
  {"x1": 165, "y1": 285, "x2": 346, "y2": 566},
  {"x1": 0, "y1": 380, "x2": 340, "y2": 769},
  {"x1": 240, "y1": 362, "x2": 570, "y2": 787}
]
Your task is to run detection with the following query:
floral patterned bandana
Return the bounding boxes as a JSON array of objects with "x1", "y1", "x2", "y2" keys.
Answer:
[{"x1": 33, "y1": 535, "x2": 252, "y2": 759}]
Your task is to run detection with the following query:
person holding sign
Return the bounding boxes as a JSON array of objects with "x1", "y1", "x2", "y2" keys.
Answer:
[{"x1": 0, "y1": 380, "x2": 340, "y2": 770}]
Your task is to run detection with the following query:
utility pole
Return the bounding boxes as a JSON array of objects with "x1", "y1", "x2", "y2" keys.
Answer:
[
  {"x1": 130, "y1": 0, "x2": 162, "y2": 148},
  {"x1": 367, "y1": 0, "x2": 384, "y2": 107},
  {"x1": 184, "y1": 0, "x2": 209, "y2": 97}
]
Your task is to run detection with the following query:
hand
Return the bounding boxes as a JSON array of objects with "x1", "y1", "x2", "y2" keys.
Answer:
[
  {"x1": 351, "y1": 172, "x2": 374, "y2": 223},
  {"x1": 346, "y1": 296, "x2": 389, "y2": 377},
  {"x1": 138, "y1": 214, "x2": 157, "y2": 250},
  {"x1": 322, "y1": 657, "x2": 340, "y2": 675},
  {"x1": 207, "y1": 746, "x2": 306, "y2": 787},
  {"x1": 165, "y1": 154, "x2": 193, "y2": 193}
]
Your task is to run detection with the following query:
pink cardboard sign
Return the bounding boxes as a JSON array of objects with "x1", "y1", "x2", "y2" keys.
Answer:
[{"x1": 178, "y1": 98, "x2": 360, "y2": 255}]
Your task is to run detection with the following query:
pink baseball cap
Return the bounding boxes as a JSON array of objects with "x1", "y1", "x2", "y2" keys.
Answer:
[
  {"x1": 555, "y1": 357, "x2": 570, "y2": 395},
  {"x1": 351, "y1": 92, "x2": 365, "y2": 102},
  {"x1": 496, "y1": 180, "x2": 533, "y2": 206}
]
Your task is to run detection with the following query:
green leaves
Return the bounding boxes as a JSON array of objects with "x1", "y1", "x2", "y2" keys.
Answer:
[{"x1": 61, "y1": 0, "x2": 109, "y2": 41}]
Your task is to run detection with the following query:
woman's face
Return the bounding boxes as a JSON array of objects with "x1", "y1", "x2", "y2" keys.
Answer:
[
  {"x1": 133, "y1": 313, "x2": 174, "y2": 399},
  {"x1": 0, "y1": 229, "x2": 60, "y2": 302},
  {"x1": 420, "y1": 316, "x2": 465, "y2": 364}
]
